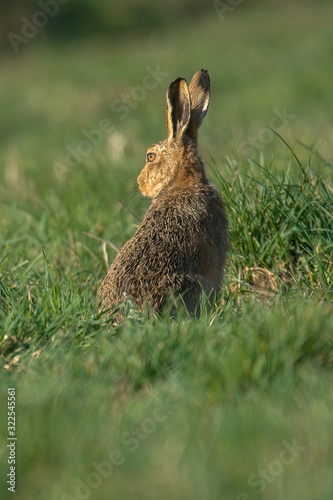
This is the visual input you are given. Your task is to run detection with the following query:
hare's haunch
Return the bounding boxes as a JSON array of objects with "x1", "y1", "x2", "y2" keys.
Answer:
[{"x1": 99, "y1": 70, "x2": 228, "y2": 321}]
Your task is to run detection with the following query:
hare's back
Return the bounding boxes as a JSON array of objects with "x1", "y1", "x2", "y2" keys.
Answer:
[
  {"x1": 141, "y1": 183, "x2": 227, "y2": 266},
  {"x1": 99, "y1": 183, "x2": 227, "y2": 315}
]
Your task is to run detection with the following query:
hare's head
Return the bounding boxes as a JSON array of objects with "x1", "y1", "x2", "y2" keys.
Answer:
[{"x1": 137, "y1": 69, "x2": 211, "y2": 198}]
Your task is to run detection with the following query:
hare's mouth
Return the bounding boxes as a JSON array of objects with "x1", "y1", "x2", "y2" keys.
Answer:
[
  {"x1": 137, "y1": 174, "x2": 148, "y2": 196},
  {"x1": 138, "y1": 173, "x2": 166, "y2": 198}
]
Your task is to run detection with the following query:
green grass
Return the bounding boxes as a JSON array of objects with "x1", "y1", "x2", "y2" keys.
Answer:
[{"x1": 1, "y1": 1, "x2": 333, "y2": 499}]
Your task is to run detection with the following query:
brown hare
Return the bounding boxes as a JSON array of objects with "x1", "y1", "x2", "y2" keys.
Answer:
[{"x1": 99, "y1": 69, "x2": 228, "y2": 321}]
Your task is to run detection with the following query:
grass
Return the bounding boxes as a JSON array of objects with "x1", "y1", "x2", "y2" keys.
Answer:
[{"x1": 0, "y1": 1, "x2": 333, "y2": 499}]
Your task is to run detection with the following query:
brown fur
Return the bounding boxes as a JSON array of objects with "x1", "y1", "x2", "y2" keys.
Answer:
[{"x1": 99, "y1": 70, "x2": 228, "y2": 321}]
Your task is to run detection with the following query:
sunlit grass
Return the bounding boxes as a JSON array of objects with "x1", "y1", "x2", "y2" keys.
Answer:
[{"x1": 0, "y1": 2, "x2": 333, "y2": 499}]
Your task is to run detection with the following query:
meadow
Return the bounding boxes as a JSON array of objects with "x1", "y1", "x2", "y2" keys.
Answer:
[{"x1": 0, "y1": 1, "x2": 333, "y2": 499}]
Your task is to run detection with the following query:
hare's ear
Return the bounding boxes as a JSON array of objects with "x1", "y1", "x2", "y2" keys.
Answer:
[
  {"x1": 187, "y1": 69, "x2": 210, "y2": 140},
  {"x1": 165, "y1": 77, "x2": 191, "y2": 144}
]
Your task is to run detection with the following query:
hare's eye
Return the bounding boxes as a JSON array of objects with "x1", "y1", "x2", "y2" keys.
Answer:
[{"x1": 147, "y1": 152, "x2": 156, "y2": 162}]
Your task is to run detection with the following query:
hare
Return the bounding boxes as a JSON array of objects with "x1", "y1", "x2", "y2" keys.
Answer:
[{"x1": 99, "y1": 69, "x2": 228, "y2": 320}]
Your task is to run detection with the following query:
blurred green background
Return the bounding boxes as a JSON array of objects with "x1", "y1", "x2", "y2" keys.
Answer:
[
  {"x1": 1, "y1": 0, "x2": 333, "y2": 173},
  {"x1": 0, "y1": 1, "x2": 333, "y2": 500}
]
